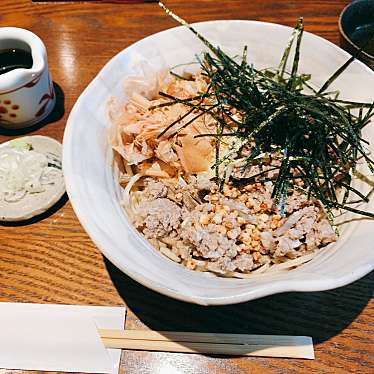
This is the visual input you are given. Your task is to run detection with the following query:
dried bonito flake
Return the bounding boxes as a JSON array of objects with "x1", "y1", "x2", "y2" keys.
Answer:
[
  {"x1": 109, "y1": 71, "x2": 214, "y2": 176},
  {"x1": 174, "y1": 135, "x2": 213, "y2": 173}
]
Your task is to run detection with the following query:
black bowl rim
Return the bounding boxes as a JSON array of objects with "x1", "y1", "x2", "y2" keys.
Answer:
[{"x1": 338, "y1": 0, "x2": 374, "y2": 60}]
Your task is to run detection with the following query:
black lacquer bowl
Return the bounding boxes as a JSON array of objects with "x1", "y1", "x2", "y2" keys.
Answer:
[{"x1": 339, "y1": 0, "x2": 374, "y2": 70}]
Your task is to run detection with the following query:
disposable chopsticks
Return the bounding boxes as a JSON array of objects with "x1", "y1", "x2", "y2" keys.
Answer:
[{"x1": 98, "y1": 329, "x2": 314, "y2": 359}]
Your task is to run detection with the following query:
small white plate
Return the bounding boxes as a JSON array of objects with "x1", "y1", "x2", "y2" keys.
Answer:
[
  {"x1": 63, "y1": 20, "x2": 374, "y2": 305},
  {"x1": 0, "y1": 135, "x2": 64, "y2": 221}
]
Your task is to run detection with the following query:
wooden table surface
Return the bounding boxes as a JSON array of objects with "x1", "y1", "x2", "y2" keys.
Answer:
[{"x1": 0, "y1": 0, "x2": 373, "y2": 373}]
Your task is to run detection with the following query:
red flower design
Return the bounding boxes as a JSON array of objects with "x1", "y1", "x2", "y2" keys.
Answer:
[{"x1": 0, "y1": 100, "x2": 19, "y2": 121}]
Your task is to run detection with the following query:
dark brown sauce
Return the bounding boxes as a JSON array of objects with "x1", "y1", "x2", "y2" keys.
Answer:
[{"x1": 0, "y1": 48, "x2": 33, "y2": 75}]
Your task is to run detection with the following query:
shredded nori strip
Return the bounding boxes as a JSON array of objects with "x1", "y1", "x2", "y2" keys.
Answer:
[{"x1": 157, "y1": 2, "x2": 374, "y2": 218}]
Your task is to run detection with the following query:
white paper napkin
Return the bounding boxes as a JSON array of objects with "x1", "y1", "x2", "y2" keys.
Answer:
[{"x1": 0, "y1": 303, "x2": 126, "y2": 373}]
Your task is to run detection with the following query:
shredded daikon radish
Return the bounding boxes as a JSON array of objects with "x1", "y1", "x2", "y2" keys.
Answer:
[
  {"x1": 121, "y1": 173, "x2": 143, "y2": 214},
  {"x1": 266, "y1": 252, "x2": 318, "y2": 272}
]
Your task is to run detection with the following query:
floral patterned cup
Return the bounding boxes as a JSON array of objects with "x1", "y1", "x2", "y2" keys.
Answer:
[{"x1": 0, "y1": 27, "x2": 55, "y2": 129}]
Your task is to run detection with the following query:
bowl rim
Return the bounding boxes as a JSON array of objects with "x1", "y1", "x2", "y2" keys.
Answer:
[
  {"x1": 338, "y1": 0, "x2": 374, "y2": 61},
  {"x1": 63, "y1": 19, "x2": 374, "y2": 305}
]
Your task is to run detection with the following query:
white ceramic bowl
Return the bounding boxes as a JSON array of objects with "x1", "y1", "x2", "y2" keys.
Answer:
[{"x1": 63, "y1": 21, "x2": 374, "y2": 305}]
